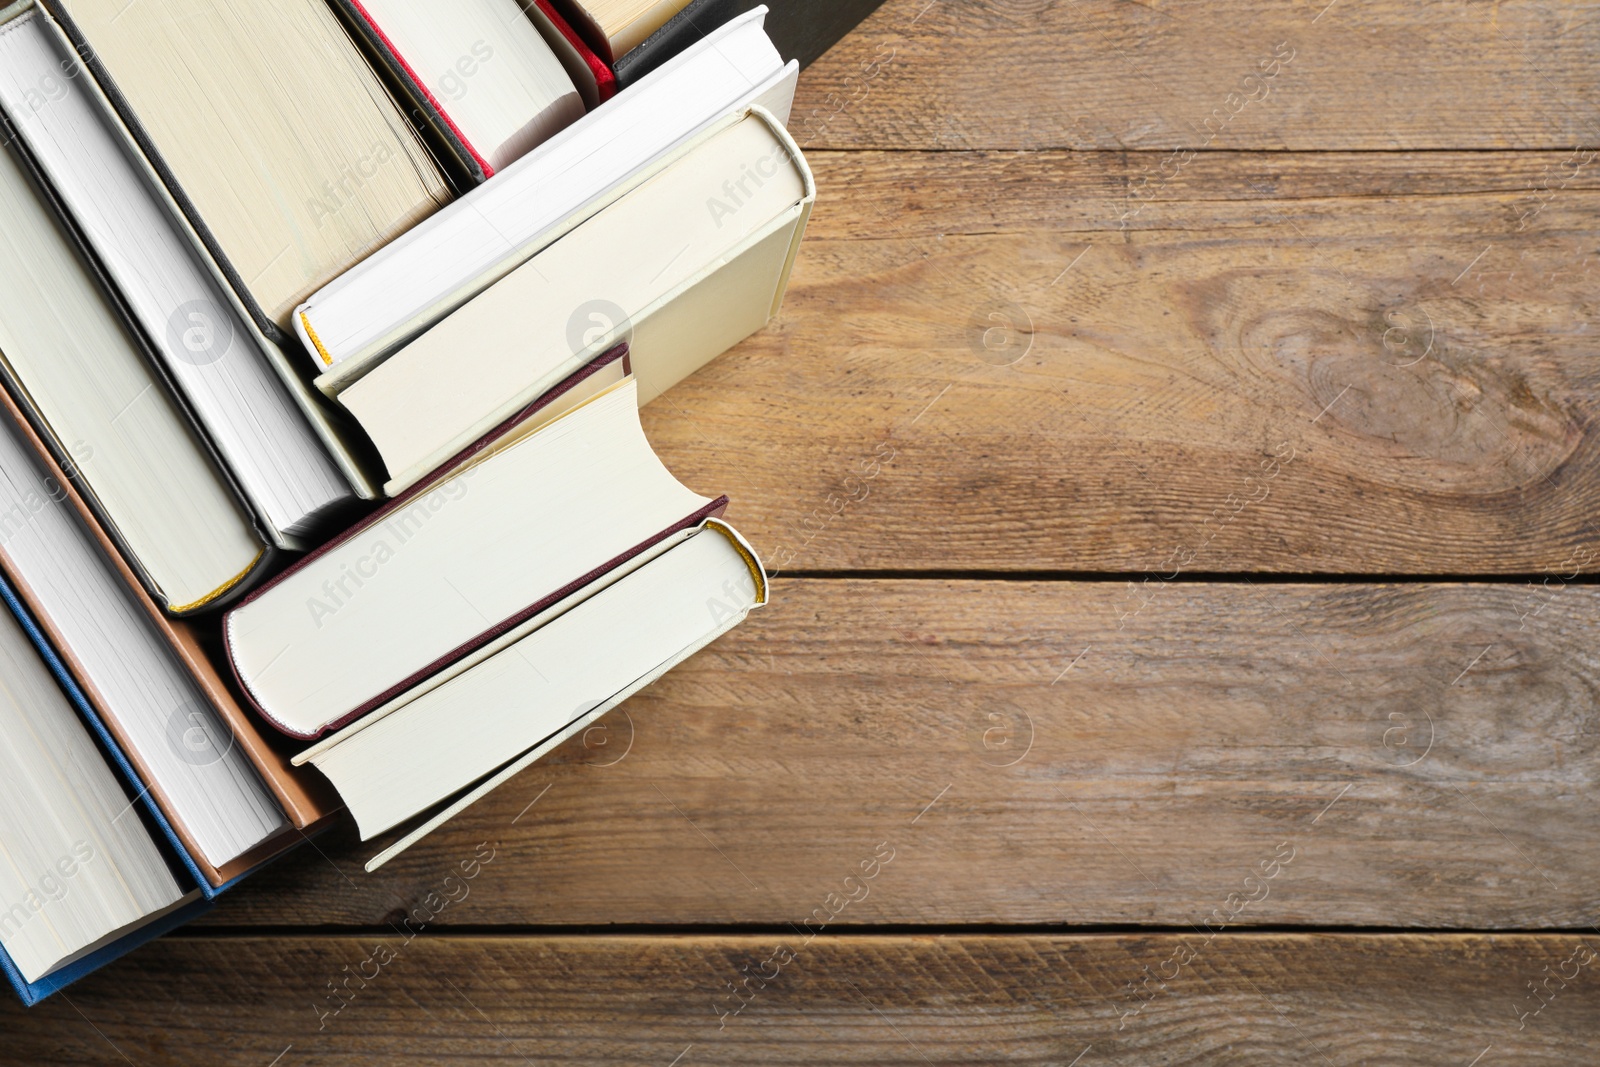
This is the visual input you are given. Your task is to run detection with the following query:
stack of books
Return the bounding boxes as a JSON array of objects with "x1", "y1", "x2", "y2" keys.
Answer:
[{"x1": 0, "y1": 0, "x2": 808, "y2": 1004}]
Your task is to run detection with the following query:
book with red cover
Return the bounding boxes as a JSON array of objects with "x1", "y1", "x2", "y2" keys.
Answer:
[
  {"x1": 223, "y1": 345, "x2": 727, "y2": 740},
  {"x1": 326, "y1": 0, "x2": 495, "y2": 186},
  {"x1": 526, "y1": 0, "x2": 617, "y2": 108},
  {"x1": 327, "y1": 0, "x2": 609, "y2": 186}
]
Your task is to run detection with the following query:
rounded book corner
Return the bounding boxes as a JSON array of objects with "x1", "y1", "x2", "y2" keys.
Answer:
[{"x1": 701, "y1": 517, "x2": 768, "y2": 606}]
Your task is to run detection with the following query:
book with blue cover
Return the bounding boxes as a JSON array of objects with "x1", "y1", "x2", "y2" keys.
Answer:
[
  {"x1": 0, "y1": 292, "x2": 332, "y2": 1005},
  {"x1": 0, "y1": 569, "x2": 215, "y2": 1005}
]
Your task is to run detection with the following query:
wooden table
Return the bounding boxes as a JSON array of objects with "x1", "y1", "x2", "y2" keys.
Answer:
[{"x1": 8, "y1": 0, "x2": 1600, "y2": 1061}]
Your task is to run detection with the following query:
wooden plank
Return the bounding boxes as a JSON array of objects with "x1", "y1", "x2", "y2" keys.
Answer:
[
  {"x1": 643, "y1": 149, "x2": 1600, "y2": 574},
  {"x1": 791, "y1": 0, "x2": 1600, "y2": 151},
  {"x1": 201, "y1": 580, "x2": 1600, "y2": 928},
  {"x1": 3, "y1": 934, "x2": 1593, "y2": 1064}
]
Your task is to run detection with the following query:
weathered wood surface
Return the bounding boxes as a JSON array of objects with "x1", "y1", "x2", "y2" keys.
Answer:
[
  {"x1": 198, "y1": 580, "x2": 1600, "y2": 929},
  {"x1": 792, "y1": 0, "x2": 1600, "y2": 151},
  {"x1": 644, "y1": 148, "x2": 1600, "y2": 574},
  {"x1": 3, "y1": 935, "x2": 1594, "y2": 1065},
  {"x1": 13, "y1": 2, "x2": 1600, "y2": 1062}
]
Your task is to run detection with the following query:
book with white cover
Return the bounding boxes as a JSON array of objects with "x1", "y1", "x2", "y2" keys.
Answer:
[
  {"x1": 225, "y1": 375, "x2": 727, "y2": 740},
  {"x1": 0, "y1": 3, "x2": 374, "y2": 545},
  {"x1": 333, "y1": 0, "x2": 585, "y2": 178},
  {"x1": 338, "y1": 108, "x2": 813, "y2": 493},
  {"x1": 0, "y1": 392, "x2": 290, "y2": 872},
  {"x1": 0, "y1": 121, "x2": 269, "y2": 613},
  {"x1": 300, "y1": 518, "x2": 767, "y2": 863},
  {"x1": 295, "y1": 6, "x2": 797, "y2": 383},
  {"x1": 0, "y1": 593, "x2": 192, "y2": 985}
]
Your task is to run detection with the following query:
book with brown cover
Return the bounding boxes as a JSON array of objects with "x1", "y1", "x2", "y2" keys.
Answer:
[{"x1": 0, "y1": 382, "x2": 337, "y2": 886}]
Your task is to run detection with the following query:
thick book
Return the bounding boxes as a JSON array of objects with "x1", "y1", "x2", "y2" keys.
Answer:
[
  {"x1": 0, "y1": 569, "x2": 202, "y2": 1001},
  {"x1": 0, "y1": 3, "x2": 376, "y2": 547},
  {"x1": 548, "y1": 0, "x2": 693, "y2": 65},
  {"x1": 225, "y1": 364, "x2": 731, "y2": 739},
  {"x1": 336, "y1": 107, "x2": 813, "y2": 493},
  {"x1": 613, "y1": 0, "x2": 762, "y2": 87},
  {"x1": 32, "y1": 0, "x2": 451, "y2": 341},
  {"x1": 299, "y1": 516, "x2": 766, "y2": 870},
  {"x1": 294, "y1": 6, "x2": 797, "y2": 382},
  {"x1": 0, "y1": 105, "x2": 272, "y2": 614},
  {"x1": 3, "y1": 895, "x2": 206, "y2": 1007},
  {"x1": 0, "y1": 379, "x2": 337, "y2": 885},
  {"x1": 329, "y1": 0, "x2": 584, "y2": 182},
  {"x1": 0, "y1": 564, "x2": 329, "y2": 1004}
]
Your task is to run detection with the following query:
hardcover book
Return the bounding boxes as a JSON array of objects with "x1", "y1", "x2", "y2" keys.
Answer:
[
  {"x1": 0, "y1": 2, "x2": 377, "y2": 548},
  {"x1": 0, "y1": 102, "x2": 272, "y2": 614},
  {"x1": 334, "y1": 107, "x2": 814, "y2": 493},
  {"x1": 0, "y1": 379, "x2": 337, "y2": 882},
  {"x1": 226, "y1": 358, "x2": 728, "y2": 739},
  {"x1": 613, "y1": 0, "x2": 763, "y2": 87},
  {"x1": 294, "y1": 7, "x2": 798, "y2": 383}
]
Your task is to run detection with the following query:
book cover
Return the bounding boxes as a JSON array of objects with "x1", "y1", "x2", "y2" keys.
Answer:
[
  {"x1": 5, "y1": 1, "x2": 383, "y2": 529},
  {"x1": 525, "y1": 0, "x2": 616, "y2": 107},
  {"x1": 325, "y1": 0, "x2": 492, "y2": 188},
  {"x1": 226, "y1": 345, "x2": 730, "y2": 740}
]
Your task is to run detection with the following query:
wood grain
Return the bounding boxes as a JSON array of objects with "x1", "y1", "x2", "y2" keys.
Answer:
[
  {"x1": 642, "y1": 149, "x2": 1600, "y2": 574},
  {"x1": 15, "y1": 4, "x2": 1600, "y2": 1060},
  {"x1": 198, "y1": 580, "x2": 1600, "y2": 929},
  {"x1": 3, "y1": 934, "x2": 1594, "y2": 1065},
  {"x1": 791, "y1": 0, "x2": 1600, "y2": 151}
]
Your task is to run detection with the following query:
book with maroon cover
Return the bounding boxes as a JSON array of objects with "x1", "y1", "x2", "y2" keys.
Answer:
[
  {"x1": 0, "y1": 375, "x2": 338, "y2": 889},
  {"x1": 224, "y1": 346, "x2": 728, "y2": 740}
]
